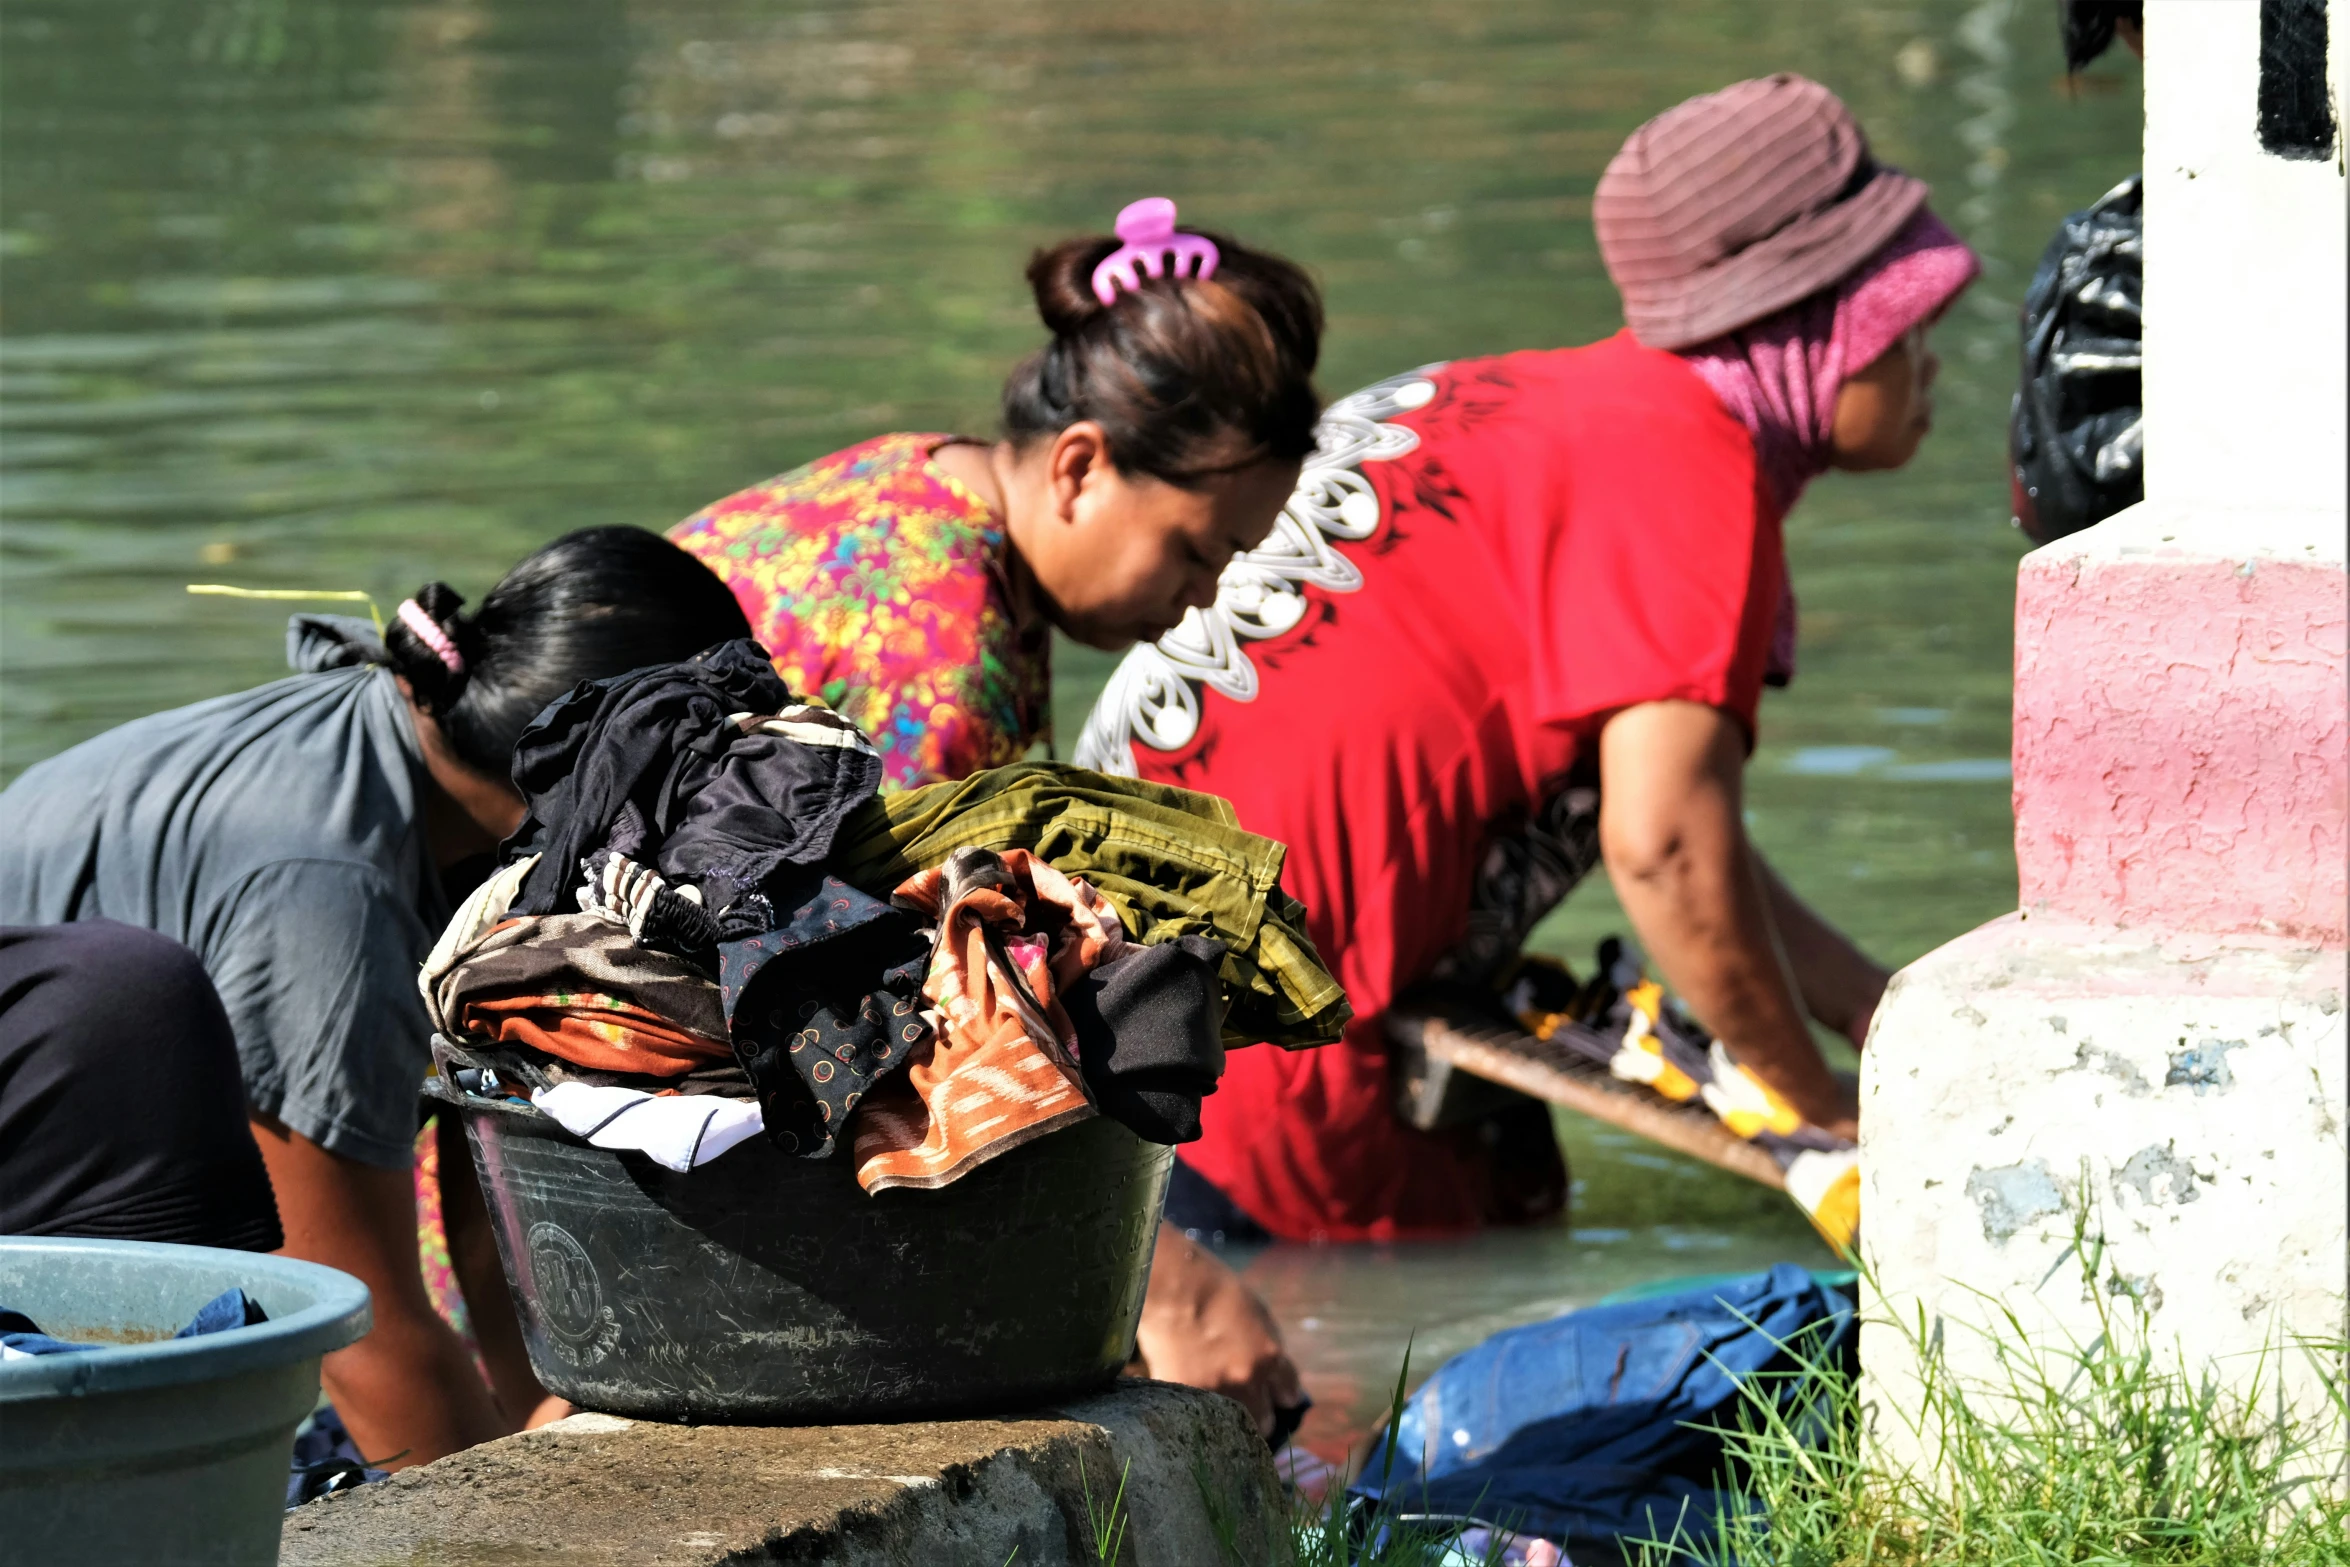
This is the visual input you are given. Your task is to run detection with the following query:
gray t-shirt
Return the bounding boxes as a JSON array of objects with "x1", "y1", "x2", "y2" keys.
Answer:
[{"x1": 0, "y1": 621, "x2": 451, "y2": 1167}]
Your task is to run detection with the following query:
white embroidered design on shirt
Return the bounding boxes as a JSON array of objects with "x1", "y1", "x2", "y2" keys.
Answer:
[{"x1": 1072, "y1": 365, "x2": 1446, "y2": 776}]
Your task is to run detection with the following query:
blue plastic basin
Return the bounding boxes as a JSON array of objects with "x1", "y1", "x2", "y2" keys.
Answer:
[{"x1": 0, "y1": 1236, "x2": 371, "y2": 1567}]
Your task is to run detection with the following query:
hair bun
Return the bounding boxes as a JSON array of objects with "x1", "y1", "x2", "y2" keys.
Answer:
[
  {"x1": 386, "y1": 579, "x2": 473, "y2": 711},
  {"x1": 1002, "y1": 222, "x2": 1324, "y2": 482},
  {"x1": 1026, "y1": 237, "x2": 1121, "y2": 337}
]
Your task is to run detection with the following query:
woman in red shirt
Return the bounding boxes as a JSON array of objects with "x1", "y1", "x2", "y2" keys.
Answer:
[{"x1": 1074, "y1": 75, "x2": 1982, "y2": 1241}]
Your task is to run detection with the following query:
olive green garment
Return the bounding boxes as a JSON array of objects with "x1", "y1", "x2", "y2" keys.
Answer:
[{"x1": 829, "y1": 763, "x2": 1350, "y2": 1051}]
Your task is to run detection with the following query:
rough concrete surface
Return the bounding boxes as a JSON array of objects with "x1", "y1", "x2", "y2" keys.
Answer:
[
  {"x1": 2012, "y1": 508, "x2": 2346, "y2": 946},
  {"x1": 1859, "y1": 916, "x2": 2347, "y2": 1476},
  {"x1": 280, "y1": 1381, "x2": 1282, "y2": 1566}
]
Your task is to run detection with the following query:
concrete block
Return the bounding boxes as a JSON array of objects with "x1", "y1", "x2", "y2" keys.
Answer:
[
  {"x1": 280, "y1": 1381, "x2": 1283, "y2": 1566},
  {"x1": 1858, "y1": 915, "x2": 2347, "y2": 1472}
]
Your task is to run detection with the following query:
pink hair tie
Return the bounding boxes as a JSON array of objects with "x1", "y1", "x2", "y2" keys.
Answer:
[
  {"x1": 396, "y1": 598, "x2": 465, "y2": 675},
  {"x1": 1090, "y1": 197, "x2": 1220, "y2": 307}
]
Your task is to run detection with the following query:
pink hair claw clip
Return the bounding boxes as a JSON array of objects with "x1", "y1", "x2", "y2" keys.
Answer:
[{"x1": 1089, "y1": 197, "x2": 1220, "y2": 307}]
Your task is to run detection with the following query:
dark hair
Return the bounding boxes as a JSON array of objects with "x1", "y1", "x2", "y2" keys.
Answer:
[
  {"x1": 383, "y1": 526, "x2": 753, "y2": 776},
  {"x1": 1001, "y1": 226, "x2": 1324, "y2": 484},
  {"x1": 2061, "y1": 0, "x2": 2142, "y2": 73}
]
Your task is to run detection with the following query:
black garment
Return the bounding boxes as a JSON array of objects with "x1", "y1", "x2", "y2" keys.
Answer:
[
  {"x1": 721, "y1": 874, "x2": 932, "y2": 1158},
  {"x1": 1067, "y1": 935, "x2": 1228, "y2": 1145},
  {"x1": 575, "y1": 843, "x2": 725, "y2": 967},
  {"x1": 504, "y1": 644, "x2": 925, "y2": 1159},
  {"x1": 2011, "y1": 175, "x2": 2143, "y2": 544},
  {"x1": 0, "y1": 921, "x2": 282, "y2": 1251},
  {"x1": 506, "y1": 639, "x2": 883, "y2": 926}
]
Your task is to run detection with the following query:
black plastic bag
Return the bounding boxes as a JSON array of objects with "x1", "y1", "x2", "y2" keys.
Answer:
[{"x1": 2009, "y1": 174, "x2": 2143, "y2": 544}]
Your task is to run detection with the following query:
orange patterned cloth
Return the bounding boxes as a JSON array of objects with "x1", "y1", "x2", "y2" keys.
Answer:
[
  {"x1": 668, "y1": 433, "x2": 1052, "y2": 792},
  {"x1": 455, "y1": 982, "x2": 732, "y2": 1079},
  {"x1": 424, "y1": 864, "x2": 739, "y2": 1084},
  {"x1": 851, "y1": 848, "x2": 1125, "y2": 1193}
]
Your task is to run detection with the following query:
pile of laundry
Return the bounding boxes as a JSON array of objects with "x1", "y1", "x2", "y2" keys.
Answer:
[
  {"x1": 1495, "y1": 940, "x2": 1859, "y2": 1251},
  {"x1": 423, "y1": 639, "x2": 1348, "y2": 1193}
]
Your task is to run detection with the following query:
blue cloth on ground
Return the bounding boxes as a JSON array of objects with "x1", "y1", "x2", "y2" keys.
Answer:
[
  {"x1": 1349, "y1": 1264, "x2": 1855, "y2": 1558},
  {"x1": 0, "y1": 1288, "x2": 265, "y2": 1357}
]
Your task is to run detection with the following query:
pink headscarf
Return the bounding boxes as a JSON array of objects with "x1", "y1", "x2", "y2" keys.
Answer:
[{"x1": 1680, "y1": 206, "x2": 1981, "y2": 680}]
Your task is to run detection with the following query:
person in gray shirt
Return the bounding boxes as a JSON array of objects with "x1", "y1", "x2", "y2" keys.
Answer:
[{"x1": 0, "y1": 526, "x2": 750, "y2": 1468}]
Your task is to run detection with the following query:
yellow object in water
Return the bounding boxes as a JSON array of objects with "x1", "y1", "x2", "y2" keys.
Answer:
[
  {"x1": 1696, "y1": 1041, "x2": 1807, "y2": 1139},
  {"x1": 1608, "y1": 1002, "x2": 1702, "y2": 1102},
  {"x1": 1785, "y1": 1148, "x2": 1860, "y2": 1255}
]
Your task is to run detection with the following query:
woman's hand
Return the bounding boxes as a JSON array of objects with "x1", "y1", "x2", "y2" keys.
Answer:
[{"x1": 1132, "y1": 1222, "x2": 1304, "y2": 1438}]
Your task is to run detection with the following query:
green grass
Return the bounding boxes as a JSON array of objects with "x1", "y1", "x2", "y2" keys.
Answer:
[
  {"x1": 1079, "y1": 1452, "x2": 1134, "y2": 1565},
  {"x1": 1266, "y1": 1342, "x2": 1526, "y2": 1567},
  {"x1": 1215, "y1": 1225, "x2": 2348, "y2": 1567},
  {"x1": 1631, "y1": 1225, "x2": 2349, "y2": 1567}
]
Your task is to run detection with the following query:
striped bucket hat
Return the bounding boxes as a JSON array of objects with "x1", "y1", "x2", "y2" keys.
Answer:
[{"x1": 1594, "y1": 74, "x2": 1929, "y2": 350}]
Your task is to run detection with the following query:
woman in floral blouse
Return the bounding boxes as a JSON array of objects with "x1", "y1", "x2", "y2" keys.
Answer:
[
  {"x1": 673, "y1": 432, "x2": 1050, "y2": 788},
  {"x1": 668, "y1": 202, "x2": 1327, "y2": 1434},
  {"x1": 672, "y1": 202, "x2": 1320, "y2": 793}
]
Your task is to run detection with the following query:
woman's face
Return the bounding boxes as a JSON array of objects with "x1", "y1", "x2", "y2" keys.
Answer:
[
  {"x1": 1008, "y1": 424, "x2": 1301, "y2": 651},
  {"x1": 1829, "y1": 323, "x2": 1940, "y2": 471}
]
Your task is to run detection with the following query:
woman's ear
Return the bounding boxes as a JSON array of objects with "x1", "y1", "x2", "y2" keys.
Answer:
[{"x1": 1045, "y1": 421, "x2": 1112, "y2": 522}]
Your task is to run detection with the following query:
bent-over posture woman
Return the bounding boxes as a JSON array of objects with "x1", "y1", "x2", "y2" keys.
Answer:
[
  {"x1": 669, "y1": 203, "x2": 1321, "y2": 1435},
  {"x1": 0, "y1": 529, "x2": 752, "y2": 1466},
  {"x1": 1072, "y1": 75, "x2": 1982, "y2": 1241}
]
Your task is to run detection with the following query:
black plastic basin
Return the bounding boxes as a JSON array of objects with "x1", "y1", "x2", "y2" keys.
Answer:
[{"x1": 433, "y1": 1078, "x2": 1173, "y2": 1423}]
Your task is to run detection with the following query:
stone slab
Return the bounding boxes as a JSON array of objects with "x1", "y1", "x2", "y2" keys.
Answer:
[
  {"x1": 280, "y1": 1381, "x2": 1281, "y2": 1566},
  {"x1": 1858, "y1": 915, "x2": 2347, "y2": 1474}
]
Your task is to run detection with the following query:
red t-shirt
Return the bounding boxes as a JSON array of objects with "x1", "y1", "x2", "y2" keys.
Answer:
[{"x1": 1074, "y1": 332, "x2": 1784, "y2": 1241}]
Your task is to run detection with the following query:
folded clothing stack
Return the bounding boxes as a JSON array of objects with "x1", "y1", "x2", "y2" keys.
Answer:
[{"x1": 424, "y1": 639, "x2": 1346, "y2": 1190}]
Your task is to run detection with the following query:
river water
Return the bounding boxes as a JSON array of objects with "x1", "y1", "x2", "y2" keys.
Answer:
[{"x1": 1, "y1": 0, "x2": 2140, "y2": 1460}]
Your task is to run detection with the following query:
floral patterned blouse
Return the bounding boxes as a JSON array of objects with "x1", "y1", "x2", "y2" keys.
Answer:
[{"x1": 669, "y1": 433, "x2": 1051, "y2": 791}]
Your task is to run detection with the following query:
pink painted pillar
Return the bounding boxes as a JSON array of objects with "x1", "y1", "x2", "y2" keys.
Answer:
[{"x1": 2013, "y1": 539, "x2": 2347, "y2": 947}]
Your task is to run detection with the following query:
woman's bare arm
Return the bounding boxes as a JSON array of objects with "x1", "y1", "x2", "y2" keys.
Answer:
[
  {"x1": 1596, "y1": 700, "x2": 1857, "y2": 1139},
  {"x1": 249, "y1": 1113, "x2": 514, "y2": 1467},
  {"x1": 1752, "y1": 853, "x2": 1889, "y2": 1049},
  {"x1": 1133, "y1": 1222, "x2": 1303, "y2": 1437}
]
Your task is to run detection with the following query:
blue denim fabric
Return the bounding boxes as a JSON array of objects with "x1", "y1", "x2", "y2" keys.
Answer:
[
  {"x1": 1350, "y1": 1264, "x2": 1855, "y2": 1555},
  {"x1": 1, "y1": 1288, "x2": 264, "y2": 1357}
]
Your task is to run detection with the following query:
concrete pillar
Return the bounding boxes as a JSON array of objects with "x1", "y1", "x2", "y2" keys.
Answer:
[{"x1": 1860, "y1": 0, "x2": 2347, "y2": 1471}]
